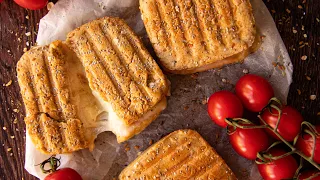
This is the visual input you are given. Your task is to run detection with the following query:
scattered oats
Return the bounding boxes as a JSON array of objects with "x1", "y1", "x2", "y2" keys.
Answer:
[
  {"x1": 202, "y1": 98, "x2": 207, "y2": 105},
  {"x1": 15, "y1": 128, "x2": 19, "y2": 131},
  {"x1": 317, "y1": 18, "x2": 320, "y2": 23},
  {"x1": 7, "y1": 50, "x2": 10, "y2": 53},
  {"x1": 301, "y1": 55, "x2": 307, "y2": 61},
  {"x1": 10, "y1": 153, "x2": 13, "y2": 156},
  {"x1": 11, "y1": 136, "x2": 15, "y2": 139},
  {"x1": 47, "y1": 2, "x2": 54, "y2": 11},
  {"x1": 306, "y1": 76, "x2": 311, "y2": 80},
  {"x1": 23, "y1": 48, "x2": 27, "y2": 52},
  {"x1": 243, "y1": 69, "x2": 249, "y2": 74},
  {"x1": 310, "y1": 95, "x2": 317, "y2": 101},
  {"x1": 17, "y1": 37, "x2": 21, "y2": 42},
  {"x1": 13, "y1": 118, "x2": 18, "y2": 124},
  {"x1": 286, "y1": 9, "x2": 291, "y2": 13},
  {"x1": 25, "y1": 15, "x2": 29, "y2": 19},
  {"x1": 292, "y1": 29, "x2": 297, "y2": 34},
  {"x1": 25, "y1": 32, "x2": 31, "y2": 36},
  {"x1": 3, "y1": 80, "x2": 12, "y2": 87},
  {"x1": 302, "y1": 0, "x2": 306, "y2": 3},
  {"x1": 221, "y1": 78, "x2": 227, "y2": 83},
  {"x1": 298, "y1": 5, "x2": 303, "y2": 9},
  {"x1": 303, "y1": 34, "x2": 307, "y2": 38},
  {"x1": 13, "y1": 109, "x2": 19, "y2": 113},
  {"x1": 301, "y1": 25, "x2": 305, "y2": 31},
  {"x1": 297, "y1": 89, "x2": 301, "y2": 95},
  {"x1": 7, "y1": 148, "x2": 12, "y2": 152},
  {"x1": 3, "y1": 127, "x2": 7, "y2": 130},
  {"x1": 26, "y1": 41, "x2": 30, "y2": 46}
]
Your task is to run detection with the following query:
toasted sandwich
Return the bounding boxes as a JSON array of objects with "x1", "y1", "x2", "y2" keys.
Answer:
[
  {"x1": 17, "y1": 41, "x2": 101, "y2": 154},
  {"x1": 66, "y1": 17, "x2": 169, "y2": 143},
  {"x1": 139, "y1": 0, "x2": 259, "y2": 74},
  {"x1": 17, "y1": 17, "x2": 170, "y2": 154},
  {"x1": 119, "y1": 129, "x2": 236, "y2": 179}
]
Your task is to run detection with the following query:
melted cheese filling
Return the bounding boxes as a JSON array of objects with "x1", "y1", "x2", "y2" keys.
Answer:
[{"x1": 92, "y1": 91, "x2": 167, "y2": 141}]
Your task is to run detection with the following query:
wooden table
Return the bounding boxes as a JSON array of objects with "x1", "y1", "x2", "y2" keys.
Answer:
[{"x1": 0, "y1": 0, "x2": 319, "y2": 179}]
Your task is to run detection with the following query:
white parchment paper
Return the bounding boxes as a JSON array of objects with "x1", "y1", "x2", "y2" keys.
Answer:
[{"x1": 26, "y1": 0, "x2": 293, "y2": 179}]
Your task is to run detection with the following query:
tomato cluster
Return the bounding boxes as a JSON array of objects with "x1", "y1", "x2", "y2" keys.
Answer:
[{"x1": 207, "y1": 74, "x2": 320, "y2": 180}]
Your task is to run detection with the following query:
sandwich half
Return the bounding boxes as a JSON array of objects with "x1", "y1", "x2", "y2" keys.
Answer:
[
  {"x1": 119, "y1": 129, "x2": 236, "y2": 179},
  {"x1": 17, "y1": 41, "x2": 101, "y2": 154},
  {"x1": 66, "y1": 17, "x2": 169, "y2": 143},
  {"x1": 140, "y1": 0, "x2": 259, "y2": 74}
]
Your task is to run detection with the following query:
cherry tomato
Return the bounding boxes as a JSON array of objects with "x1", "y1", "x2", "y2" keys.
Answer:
[
  {"x1": 44, "y1": 168, "x2": 82, "y2": 180},
  {"x1": 261, "y1": 106, "x2": 303, "y2": 142},
  {"x1": 14, "y1": 0, "x2": 48, "y2": 10},
  {"x1": 298, "y1": 170, "x2": 320, "y2": 180},
  {"x1": 296, "y1": 125, "x2": 320, "y2": 164},
  {"x1": 257, "y1": 148, "x2": 298, "y2": 180},
  {"x1": 229, "y1": 124, "x2": 269, "y2": 160},
  {"x1": 235, "y1": 74, "x2": 274, "y2": 112},
  {"x1": 207, "y1": 91, "x2": 243, "y2": 128}
]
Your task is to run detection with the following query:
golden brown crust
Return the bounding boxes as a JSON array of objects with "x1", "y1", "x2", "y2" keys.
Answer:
[
  {"x1": 140, "y1": 0, "x2": 257, "y2": 73},
  {"x1": 119, "y1": 129, "x2": 237, "y2": 179},
  {"x1": 66, "y1": 17, "x2": 169, "y2": 126},
  {"x1": 17, "y1": 41, "x2": 96, "y2": 154}
]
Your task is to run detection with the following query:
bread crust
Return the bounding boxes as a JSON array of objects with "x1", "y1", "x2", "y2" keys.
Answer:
[
  {"x1": 140, "y1": 0, "x2": 257, "y2": 73},
  {"x1": 119, "y1": 129, "x2": 237, "y2": 179}
]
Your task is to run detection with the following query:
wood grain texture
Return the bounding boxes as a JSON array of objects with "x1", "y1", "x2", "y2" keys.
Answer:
[{"x1": 0, "y1": 0, "x2": 319, "y2": 179}]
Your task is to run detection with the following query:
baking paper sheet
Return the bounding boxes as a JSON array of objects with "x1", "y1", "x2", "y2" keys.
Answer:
[{"x1": 25, "y1": 0, "x2": 293, "y2": 179}]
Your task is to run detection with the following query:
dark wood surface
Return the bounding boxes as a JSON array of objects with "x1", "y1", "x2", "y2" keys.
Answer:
[{"x1": 0, "y1": 0, "x2": 319, "y2": 179}]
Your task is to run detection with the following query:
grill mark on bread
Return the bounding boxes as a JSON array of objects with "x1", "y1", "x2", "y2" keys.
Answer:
[
  {"x1": 194, "y1": 0, "x2": 219, "y2": 52},
  {"x1": 156, "y1": 0, "x2": 187, "y2": 66},
  {"x1": 171, "y1": 0, "x2": 191, "y2": 56},
  {"x1": 100, "y1": 22, "x2": 150, "y2": 108},
  {"x1": 211, "y1": 0, "x2": 241, "y2": 49},
  {"x1": 83, "y1": 31, "x2": 129, "y2": 106},
  {"x1": 48, "y1": 43, "x2": 77, "y2": 119},
  {"x1": 190, "y1": 0, "x2": 208, "y2": 52},
  {"x1": 30, "y1": 50, "x2": 60, "y2": 119},
  {"x1": 42, "y1": 50, "x2": 65, "y2": 119},
  {"x1": 123, "y1": 29, "x2": 166, "y2": 103}
]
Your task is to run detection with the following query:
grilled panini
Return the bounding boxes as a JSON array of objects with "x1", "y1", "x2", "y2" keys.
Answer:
[
  {"x1": 17, "y1": 41, "x2": 101, "y2": 154},
  {"x1": 140, "y1": 0, "x2": 258, "y2": 74},
  {"x1": 119, "y1": 129, "x2": 236, "y2": 179},
  {"x1": 66, "y1": 17, "x2": 169, "y2": 142}
]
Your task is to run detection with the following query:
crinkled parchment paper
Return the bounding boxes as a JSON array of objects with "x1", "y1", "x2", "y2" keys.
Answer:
[{"x1": 26, "y1": 0, "x2": 293, "y2": 179}]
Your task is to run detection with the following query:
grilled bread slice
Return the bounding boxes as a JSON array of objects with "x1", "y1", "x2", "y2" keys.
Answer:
[
  {"x1": 140, "y1": 0, "x2": 258, "y2": 74},
  {"x1": 119, "y1": 129, "x2": 237, "y2": 179},
  {"x1": 66, "y1": 17, "x2": 169, "y2": 142},
  {"x1": 17, "y1": 41, "x2": 101, "y2": 154}
]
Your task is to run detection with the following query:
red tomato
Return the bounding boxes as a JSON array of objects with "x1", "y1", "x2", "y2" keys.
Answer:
[
  {"x1": 257, "y1": 148, "x2": 298, "y2": 180},
  {"x1": 235, "y1": 74, "x2": 274, "y2": 112},
  {"x1": 261, "y1": 106, "x2": 303, "y2": 141},
  {"x1": 296, "y1": 126, "x2": 320, "y2": 164},
  {"x1": 298, "y1": 170, "x2": 320, "y2": 180},
  {"x1": 14, "y1": 0, "x2": 48, "y2": 10},
  {"x1": 207, "y1": 91, "x2": 243, "y2": 128},
  {"x1": 44, "y1": 168, "x2": 82, "y2": 180},
  {"x1": 229, "y1": 124, "x2": 269, "y2": 160}
]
